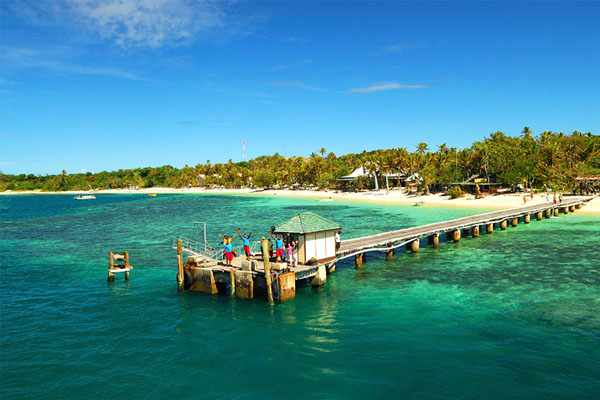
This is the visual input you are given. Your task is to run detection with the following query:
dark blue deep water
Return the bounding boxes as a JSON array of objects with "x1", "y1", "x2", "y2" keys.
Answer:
[{"x1": 1, "y1": 194, "x2": 599, "y2": 399}]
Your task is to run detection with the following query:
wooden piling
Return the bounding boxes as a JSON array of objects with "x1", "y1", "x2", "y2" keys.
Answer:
[
  {"x1": 554, "y1": 208, "x2": 559, "y2": 217},
  {"x1": 410, "y1": 239, "x2": 419, "y2": 253},
  {"x1": 453, "y1": 230, "x2": 461, "y2": 242},
  {"x1": 569, "y1": 205, "x2": 575, "y2": 212},
  {"x1": 511, "y1": 218, "x2": 518, "y2": 227},
  {"x1": 235, "y1": 270, "x2": 254, "y2": 299},
  {"x1": 278, "y1": 271, "x2": 296, "y2": 301},
  {"x1": 524, "y1": 215, "x2": 530, "y2": 224},
  {"x1": 545, "y1": 209, "x2": 552, "y2": 218},
  {"x1": 500, "y1": 220, "x2": 507, "y2": 230},
  {"x1": 177, "y1": 239, "x2": 184, "y2": 293},
  {"x1": 563, "y1": 207, "x2": 569, "y2": 214},
  {"x1": 472, "y1": 226, "x2": 479, "y2": 237},
  {"x1": 386, "y1": 248, "x2": 394, "y2": 260},
  {"x1": 536, "y1": 212, "x2": 542, "y2": 221},
  {"x1": 431, "y1": 234, "x2": 439, "y2": 249},
  {"x1": 124, "y1": 251, "x2": 130, "y2": 281},
  {"x1": 576, "y1": 203, "x2": 582, "y2": 209},
  {"x1": 486, "y1": 224, "x2": 493, "y2": 234},
  {"x1": 261, "y1": 238, "x2": 274, "y2": 305},
  {"x1": 355, "y1": 253, "x2": 364, "y2": 268},
  {"x1": 108, "y1": 251, "x2": 115, "y2": 282},
  {"x1": 310, "y1": 265, "x2": 326, "y2": 289}
]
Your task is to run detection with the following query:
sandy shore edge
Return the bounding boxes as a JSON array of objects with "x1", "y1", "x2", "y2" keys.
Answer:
[{"x1": 2, "y1": 188, "x2": 599, "y2": 214}]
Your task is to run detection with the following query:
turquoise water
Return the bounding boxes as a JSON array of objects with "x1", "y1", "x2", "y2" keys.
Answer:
[{"x1": 1, "y1": 194, "x2": 599, "y2": 399}]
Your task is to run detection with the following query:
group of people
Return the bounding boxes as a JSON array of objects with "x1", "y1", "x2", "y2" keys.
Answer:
[
  {"x1": 544, "y1": 193, "x2": 563, "y2": 204},
  {"x1": 217, "y1": 228, "x2": 298, "y2": 267},
  {"x1": 268, "y1": 232, "x2": 298, "y2": 267}
]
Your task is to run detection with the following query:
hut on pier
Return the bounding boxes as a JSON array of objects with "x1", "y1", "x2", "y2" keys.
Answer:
[{"x1": 273, "y1": 212, "x2": 341, "y2": 264}]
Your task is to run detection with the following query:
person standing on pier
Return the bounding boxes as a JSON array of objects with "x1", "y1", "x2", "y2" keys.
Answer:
[
  {"x1": 291, "y1": 241, "x2": 298, "y2": 267},
  {"x1": 559, "y1": 194, "x2": 563, "y2": 204},
  {"x1": 553, "y1": 194, "x2": 557, "y2": 204},
  {"x1": 286, "y1": 242, "x2": 293, "y2": 267},
  {"x1": 335, "y1": 230, "x2": 341, "y2": 251},
  {"x1": 238, "y1": 227, "x2": 252, "y2": 260},
  {"x1": 269, "y1": 232, "x2": 285, "y2": 262},
  {"x1": 218, "y1": 232, "x2": 237, "y2": 266}
]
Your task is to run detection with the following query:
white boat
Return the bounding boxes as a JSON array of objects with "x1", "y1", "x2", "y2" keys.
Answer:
[{"x1": 74, "y1": 193, "x2": 96, "y2": 200}]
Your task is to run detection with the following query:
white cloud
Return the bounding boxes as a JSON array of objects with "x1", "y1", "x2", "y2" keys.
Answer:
[
  {"x1": 1, "y1": 46, "x2": 148, "y2": 81},
  {"x1": 67, "y1": 0, "x2": 227, "y2": 48},
  {"x1": 348, "y1": 81, "x2": 430, "y2": 93},
  {"x1": 380, "y1": 41, "x2": 425, "y2": 54},
  {"x1": 267, "y1": 80, "x2": 325, "y2": 91}
]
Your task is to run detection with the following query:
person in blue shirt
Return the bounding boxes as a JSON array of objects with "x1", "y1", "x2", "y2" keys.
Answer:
[
  {"x1": 218, "y1": 232, "x2": 237, "y2": 266},
  {"x1": 238, "y1": 226, "x2": 252, "y2": 260},
  {"x1": 269, "y1": 232, "x2": 285, "y2": 262}
]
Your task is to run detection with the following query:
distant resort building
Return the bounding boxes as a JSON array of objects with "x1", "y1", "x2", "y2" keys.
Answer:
[
  {"x1": 450, "y1": 174, "x2": 502, "y2": 193},
  {"x1": 273, "y1": 212, "x2": 341, "y2": 264},
  {"x1": 575, "y1": 175, "x2": 600, "y2": 194},
  {"x1": 338, "y1": 166, "x2": 406, "y2": 190}
]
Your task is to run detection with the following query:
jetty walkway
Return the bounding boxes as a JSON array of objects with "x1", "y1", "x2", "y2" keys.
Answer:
[
  {"x1": 338, "y1": 196, "x2": 594, "y2": 265},
  {"x1": 174, "y1": 195, "x2": 594, "y2": 302}
]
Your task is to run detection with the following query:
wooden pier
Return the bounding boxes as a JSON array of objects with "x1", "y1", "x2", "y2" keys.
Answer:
[
  {"x1": 339, "y1": 196, "x2": 594, "y2": 265},
  {"x1": 175, "y1": 196, "x2": 594, "y2": 302}
]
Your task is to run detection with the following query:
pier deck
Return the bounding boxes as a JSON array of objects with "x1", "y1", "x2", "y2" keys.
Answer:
[
  {"x1": 338, "y1": 196, "x2": 594, "y2": 258},
  {"x1": 175, "y1": 195, "x2": 594, "y2": 301}
]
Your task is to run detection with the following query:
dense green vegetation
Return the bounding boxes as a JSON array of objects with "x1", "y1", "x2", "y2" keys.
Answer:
[{"x1": 2, "y1": 129, "x2": 599, "y2": 192}]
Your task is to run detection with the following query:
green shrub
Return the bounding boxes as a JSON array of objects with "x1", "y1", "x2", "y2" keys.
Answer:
[{"x1": 448, "y1": 187, "x2": 464, "y2": 199}]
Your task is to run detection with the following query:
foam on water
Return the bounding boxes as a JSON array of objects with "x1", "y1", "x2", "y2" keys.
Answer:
[{"x1": 1, "y1": 194, "x2": 599, "y2": 399}]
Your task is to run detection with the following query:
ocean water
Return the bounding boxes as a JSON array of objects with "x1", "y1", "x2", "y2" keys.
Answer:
[{"x1": 1, "y1": 194, "x2": 599, "y2": 399}]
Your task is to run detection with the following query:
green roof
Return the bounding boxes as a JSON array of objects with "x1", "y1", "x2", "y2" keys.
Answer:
[{"x1": 274, "y1": 212, "x2": 341, "y2": 234}]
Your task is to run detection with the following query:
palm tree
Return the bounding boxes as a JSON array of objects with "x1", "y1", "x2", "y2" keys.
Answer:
[{"x1": 416, "y1": 142, "x2": 429, "y2": 156}]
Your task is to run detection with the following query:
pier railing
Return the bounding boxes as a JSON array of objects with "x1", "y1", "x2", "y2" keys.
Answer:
[
  {"x1": 173, "y1": 237, "x2": 265, "y2": 262},
  {"x1": 172, "y1": 236, "x2": 225, "y2": 262}
]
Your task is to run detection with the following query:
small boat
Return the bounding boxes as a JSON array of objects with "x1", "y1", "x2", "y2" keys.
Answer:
[
  {"x1": 148, "y1": 193, "x2": 157, "y2": 197},
  {"x1": 74, "y1": 193, "x2": 96, "y2": 200},
  {"x1": 414, "y1": 201, "x2": 424, "y2": 206}
]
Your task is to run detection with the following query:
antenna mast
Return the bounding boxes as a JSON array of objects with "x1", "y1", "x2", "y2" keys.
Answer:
[{"x1": 242, "y1": 140, "x2": 247, "y2": 162}]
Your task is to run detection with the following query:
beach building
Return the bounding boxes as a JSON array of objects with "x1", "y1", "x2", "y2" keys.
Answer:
[
  {"x1": 338, "y1": 166, "x2": 406, "y2": 189},
  {"x1": 273, "y1": 212, "x2": 341, "y2": 264}
]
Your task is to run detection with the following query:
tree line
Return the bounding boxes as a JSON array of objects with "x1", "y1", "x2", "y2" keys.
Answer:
[{"x1": 1, "y1": 129, "x2": 598, "y2": 193}]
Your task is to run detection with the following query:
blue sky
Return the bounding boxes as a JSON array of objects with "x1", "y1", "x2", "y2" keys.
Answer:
[{"x1": 1, "y1": 1, "x2": 599, "y2": 175}]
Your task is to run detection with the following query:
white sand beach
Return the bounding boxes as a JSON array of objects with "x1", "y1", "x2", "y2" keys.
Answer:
[{"x1": 3, "y1": 187, "x2": 599, "y2": 214}]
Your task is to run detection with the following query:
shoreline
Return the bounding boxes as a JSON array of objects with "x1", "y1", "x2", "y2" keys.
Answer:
[{"x1": 3, "y1": 187, "x2": 599, "y2": 214}]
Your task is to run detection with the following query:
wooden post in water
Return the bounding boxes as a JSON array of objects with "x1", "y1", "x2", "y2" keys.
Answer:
[
  {"x1": 569, "y1": 205, "x2": 575, "y2": 212},
  {"x1": 576, "y1": 203, "x2": 582, "y2": 209},
  {"x1": 472, "y1": 226, "x2": 479, "y2": 237},
  {"x1": 554, "y1": 208, "x2": 559, "y2": 217},
  {"x1": 355, "y1": 253, "x2": 364, "y2": 268},
  {"x1": 177, "y1": 239, "x2": 184, "y2": 293},
  {"x1": 124, "y1": 251, "x2": 130, "y2": 281},
  {"x1": 108, "y1": 251, "x2": 115, "y2": 282},
  {"x1": 453, "y1": 230, "x2": 461, "y2": 242},
  {"x1": 511, "y1": 218, "x2": 518, "y2": 227},
  {"x1": 536, "y1": 212, "x2": 542, "y2": 221},
  {"x1": 386, "y1": 248, "x2": 394, "y2": 260},
  {"x1": 428, "y1": 234, "x2": 439, "y2": 249},
  {"x1": 261, "y1": 238, "x2": 274, "y2": 305},
  {"x1": 563, "y1": 207, "x2": 569, "y2": 214},
  {"x1": 524, "y1": 214, "x2": 530, "y2": 224},
  {"x1": 500, "y1": 220, "x2": 507, "y2": 230},
  {"x1": 410, "y1": 239, "x2": 419, "y2": 253},
  {"x1": 486, "y1": 224, "x2": 493, "y2": 234}
]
